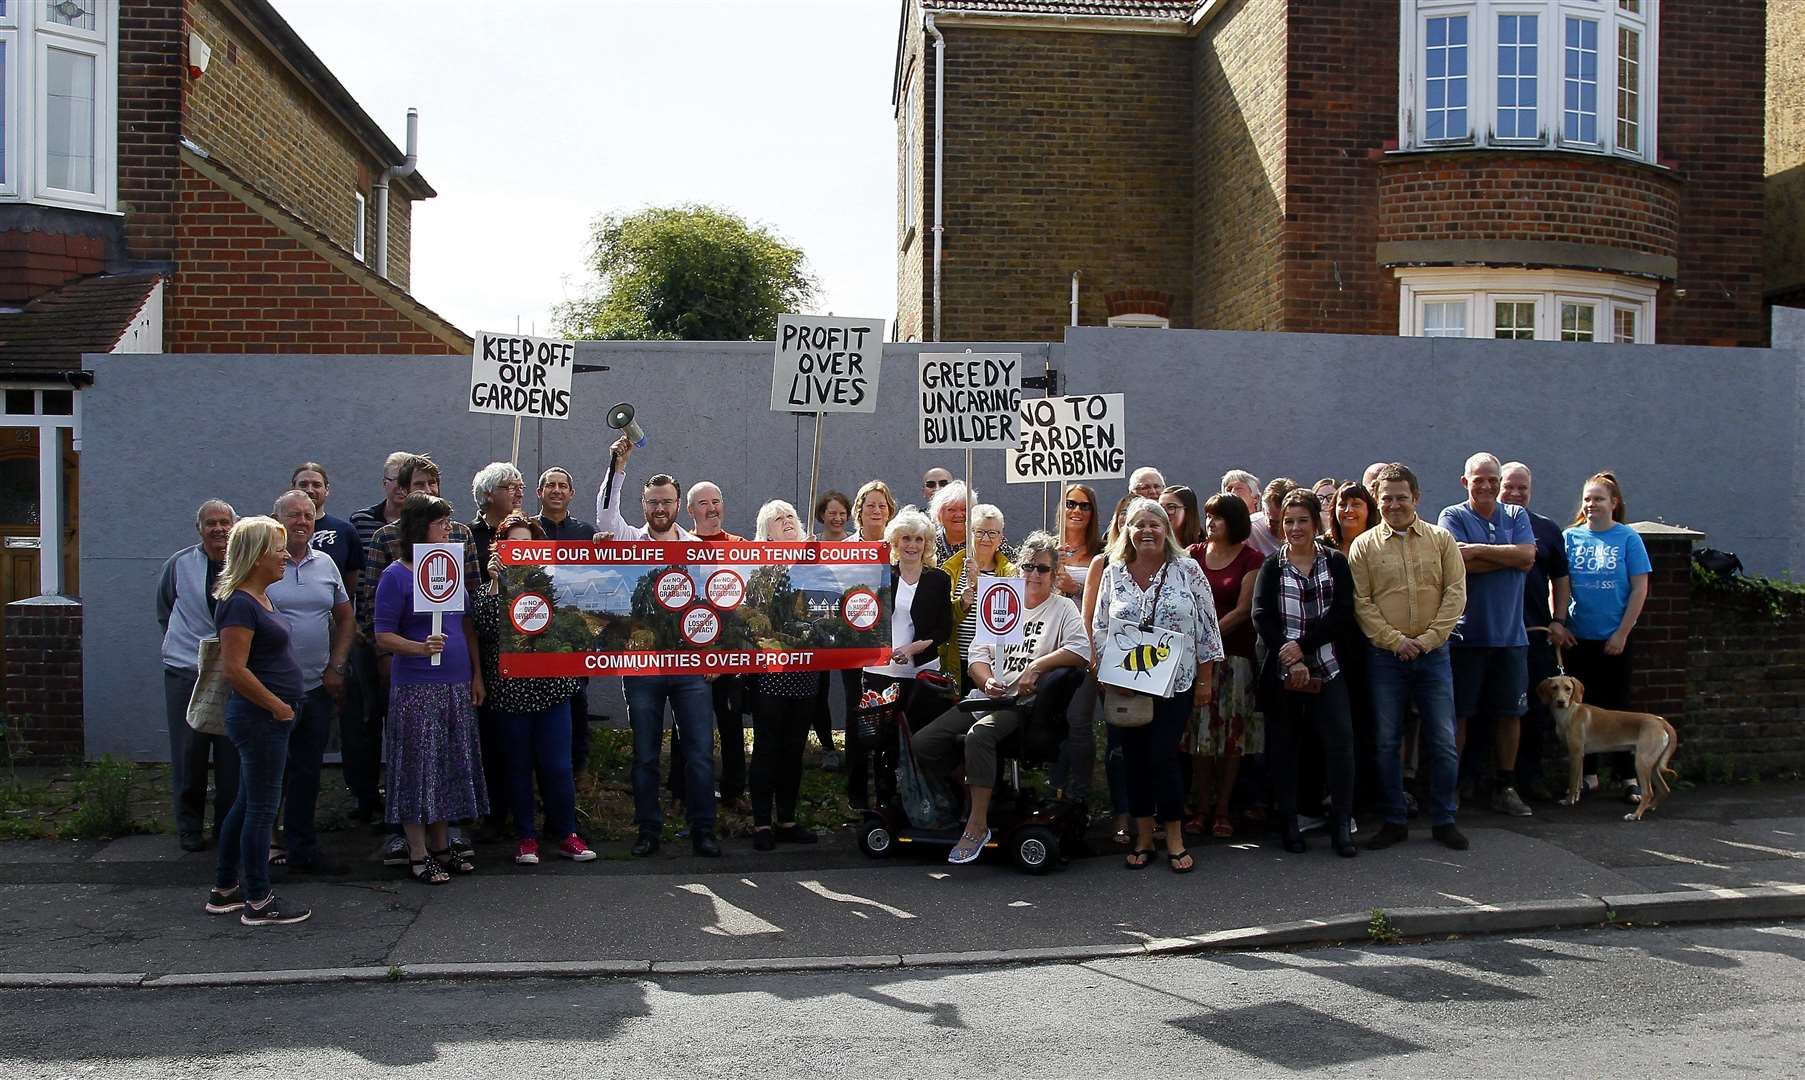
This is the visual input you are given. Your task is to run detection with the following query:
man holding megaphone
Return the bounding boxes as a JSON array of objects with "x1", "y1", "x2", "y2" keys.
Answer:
[{"x1": 592, "y1": 435, "x2": 719, "y2": 857}]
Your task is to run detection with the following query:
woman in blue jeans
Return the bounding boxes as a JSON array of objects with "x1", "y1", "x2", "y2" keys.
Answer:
[
  {"x1": 206, "y1": 516, "x2": 310, "y2": 926},
  {"x1": 477, "y1": 513, "x2": 594, "y2": 866}
]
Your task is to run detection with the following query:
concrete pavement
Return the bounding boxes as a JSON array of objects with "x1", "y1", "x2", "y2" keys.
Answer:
[{"x1": 0, "y1": 784, "x2": 1801, "y2": 984}]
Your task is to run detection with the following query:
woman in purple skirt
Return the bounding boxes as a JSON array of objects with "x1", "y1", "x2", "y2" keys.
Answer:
[{"x1": 374, "y1": 493, "x2": 488, "y2": 884}]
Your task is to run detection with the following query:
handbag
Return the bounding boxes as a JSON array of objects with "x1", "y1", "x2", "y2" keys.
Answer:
[
  {"x1": 185, "y1": 637, "x2": 230, "y2": 736},
  {"x1": 1102, "y1": 683, "x2": 1156, "y2": 728}
]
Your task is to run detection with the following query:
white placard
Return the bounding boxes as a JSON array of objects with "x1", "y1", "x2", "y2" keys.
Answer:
[
  {"x1": 1096, "y1": 617, "x2": 1181, "y2": 697},
  {"x1": 972, "y1": 575, "x2": 1026, "y2": 649},
  {"x1": 1006, "y1": 393, "x2": 1127, "y2": 484},
  {"x1": 470, "y1": 331, "x2": 575, "y2": 420},
  {"x1": 769, "y1": 314, "x2": 885, "y2": 413},
  {"x1": 918, "y1": 352, "x2": 1023, "y2": 450},
  {"x1": 411, "y1": 543, "x2": 467, "y2": 613}
]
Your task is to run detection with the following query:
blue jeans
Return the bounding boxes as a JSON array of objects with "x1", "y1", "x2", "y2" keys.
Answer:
[
  {"x1": 623, "y1": 675, "x2": 715, "y2": 832},
  {"x1": 497, "y1": 701, "x2": 576, "y2": 840},
  {"x1": 215, "y1": 695, "x2": 295, "y2": 903},
  {"x1": 1369, "y1": 645, "x2": 1459, "y2": 827},
  {"x1": 281, "y1": 687, "x2": 335, "y2": 862}
]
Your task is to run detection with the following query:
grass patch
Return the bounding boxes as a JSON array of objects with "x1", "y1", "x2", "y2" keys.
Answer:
[{"x1": 0, "y1": 761, "x2": 169, "y2": 841}]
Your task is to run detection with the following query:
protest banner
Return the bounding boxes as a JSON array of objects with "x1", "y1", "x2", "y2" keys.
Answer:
[
  {"x1": 917, "y1": 352, "x2": 1023, "y2": 450},
  {"x1": 769, "y1": 315, "x2": 885, "y2": 414},
  {"x1": 972, "y1": 575, "x2": 1026, "y2": 649},
  {"x1": 1006, "y1": 392, "x2": 1127, "y2": 484},
  {"x1": 411, "y1": 542, "x2": 467, "y2": 667},
  {"x1": 494, "y1": 540, "x2": 891, "y2": 677},
  {"x1": 470, "y1": 332, "x2": 575, "y2": 421}
]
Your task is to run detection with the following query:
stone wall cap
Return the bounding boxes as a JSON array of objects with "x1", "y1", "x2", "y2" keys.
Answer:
[
  {"x1": 6, "y1": 594, "x2": 81, "y2": 608},
  {"x1": 1628, "y1": 521, "x2": 1706, "y2": 539}
]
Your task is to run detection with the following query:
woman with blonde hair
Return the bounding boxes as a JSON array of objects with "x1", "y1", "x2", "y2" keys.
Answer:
[
  {"x1": 206, "y1": 517, "x2": 311, "y2": 926},
  {"x1": 852, "y1": 480, "x2": 898, "y2": 542},
  {"x1": 941, "y1": 502, "x2": 1015, "y2": 691}
]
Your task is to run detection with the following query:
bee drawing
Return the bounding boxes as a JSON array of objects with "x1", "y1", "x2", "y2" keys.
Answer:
[{"x1": 1113, "y1": 627, "x2": 1170, "y2": 680}]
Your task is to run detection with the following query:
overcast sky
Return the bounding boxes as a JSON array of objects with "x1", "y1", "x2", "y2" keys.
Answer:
[{"x1": 273, "y1": 0, "x2": 901, "y2": 340}]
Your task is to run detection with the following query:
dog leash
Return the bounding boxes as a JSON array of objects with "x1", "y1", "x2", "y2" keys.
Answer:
[{"x1": 1527, "y1": 625, "x2": 1567, "y2": 675}]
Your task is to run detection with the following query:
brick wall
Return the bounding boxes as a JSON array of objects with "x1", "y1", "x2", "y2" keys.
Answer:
[
  {"x1": 896, "y1": 8, "x2": 926, "y2": 341},
  {"x1": 1657, "y1": 0, "x2": 1766, "y2": 347},
  {"x1": 1626, "y1": 528, "x2": 1693, "y2": 726},
  {"x1": 117, "y1": 0, "x2": 185, "y2": 266},
  {"x1": 1766, "y1": 1, "x2": 1805, "y2": 302},
  {"x1": 1376, "y1": 152, "x2": 1682, "y2": 259},
  {"x1": 1192, "y1": 0, "x2": 1284, "y2": 331},
  {"x1": 936, "y1": 25, "x2": 1194, "y2": 340},
  {"x1": 0, "y1": 229, "x2": 107, "y2": 305},
  {"x1": 1281, "y1": 0, "x2": 1396, "y2": 336},
  {"x1": 1685, "y1": 582, "x2": 1805, "y2": 774},
  {"x1": 181, "y1": 0, "x2": 409, "y2": 289},
  {"x1": 163, "y1": 163, "x2": 451, "y2": 353},
  {"x1": 3, "y1": 598, "x2": 83, "y2": 763}
]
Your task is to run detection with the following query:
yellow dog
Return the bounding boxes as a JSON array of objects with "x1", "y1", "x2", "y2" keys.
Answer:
[{"x1": 1535, "y1": 675, "x2": 1678, "y2": 821}]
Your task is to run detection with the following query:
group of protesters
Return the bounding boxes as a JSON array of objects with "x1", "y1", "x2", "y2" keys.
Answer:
[{"x1": 160, "y1": 438, "x2": 1650, "y2": 924}]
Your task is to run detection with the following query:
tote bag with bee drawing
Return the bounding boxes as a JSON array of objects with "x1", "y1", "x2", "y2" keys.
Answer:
[{"x1": 1099, "y1": 566, "x2": 1182, "y2": 724}]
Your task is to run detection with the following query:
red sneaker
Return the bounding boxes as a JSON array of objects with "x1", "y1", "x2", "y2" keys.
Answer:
[
  {"x1": 514, "y1": 838, "x2": 540, "y2": 866},
  {"x1": 558, "y1": 834, "x2": 597, "y2": 862}
]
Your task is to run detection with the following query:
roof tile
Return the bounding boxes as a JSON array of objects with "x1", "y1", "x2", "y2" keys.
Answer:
[
  {"x1": 0, "y1": 272, "x2": 160, "y2": 377},
  {"x1": 920, "y1": 0, "x2": 1196, "y2": 19}
]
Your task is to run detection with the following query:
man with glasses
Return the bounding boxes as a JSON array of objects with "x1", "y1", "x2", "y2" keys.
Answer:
[
  {"x1": 594, "y1": 435, "x2": 719, "y2": 857},
  {"x1": 1129, "y1": 466, "x2": 1166, "y2": 500},
  {"x1": 922, "y1": 466, "x2": 954, "y2": 504}
]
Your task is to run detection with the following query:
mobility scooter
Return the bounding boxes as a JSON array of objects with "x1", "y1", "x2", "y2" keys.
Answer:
[{"x1": 856, "y1": 666, "x2": 1086, "y2": 874}]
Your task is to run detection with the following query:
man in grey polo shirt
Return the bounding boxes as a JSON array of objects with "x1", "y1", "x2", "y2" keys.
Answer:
[
  {"x1": 269, "y1": 490, "x2": 354, "y2": 873},
  {"x1": 1438, "y1": 452, "x2": 1536, "y2": 818},
  {"x1": 157, "y1": 499, "x2": 238, "y2": 852}
]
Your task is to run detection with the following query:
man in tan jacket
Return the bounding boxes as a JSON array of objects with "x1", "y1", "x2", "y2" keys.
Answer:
[{"x1": 1348, "y1": 463, "x2": 1469, "y2": 852}]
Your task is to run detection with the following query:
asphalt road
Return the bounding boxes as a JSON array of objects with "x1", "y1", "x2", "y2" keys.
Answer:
[
  {"x1": 1, "y1": 785, "x2": 1801, "y2": 975},
  {"x1": 1, "y1": 921, "x2": 1800, "y2": 1077}
]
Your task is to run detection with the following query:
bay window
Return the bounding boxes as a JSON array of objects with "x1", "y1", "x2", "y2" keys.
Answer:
[
  {"x1": 1400, "y1": 0, "x2": 1655, "y2": 162},
  {"x1": 1398, "y1": 268, "x2": 1656, "y2": 343},
  {"x1": 0, "y1": 0, "x2": 114, "y2": 211}
]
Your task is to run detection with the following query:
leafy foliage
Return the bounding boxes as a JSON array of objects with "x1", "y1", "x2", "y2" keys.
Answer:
[{"x1": 553, "y1": 204, "x2": 818, "y2": 341}]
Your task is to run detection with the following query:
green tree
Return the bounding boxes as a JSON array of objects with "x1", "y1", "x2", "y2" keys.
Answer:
[{"x1": 553, "y1": 204, "x2": 818, "y2": 341}]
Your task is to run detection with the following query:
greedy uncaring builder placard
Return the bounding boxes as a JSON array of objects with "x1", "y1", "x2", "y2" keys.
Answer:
[
  {"x1": 769, "y1": 314, "x2": 885, "y2": 414},
  {"x1": 918, "y1": 352, "x2": 1023, "y2": 450},
  {"x1": 1006, "y1": 393, "x2": 1127, "y2": 483},
  {"x1": 470, "y1": 331, "x2": 575, "y2": 420}
]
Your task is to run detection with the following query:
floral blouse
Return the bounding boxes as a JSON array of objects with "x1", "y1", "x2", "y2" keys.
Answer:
[{"x1": 1091, "y1": 555, "x2": 1225, "y2": 694}]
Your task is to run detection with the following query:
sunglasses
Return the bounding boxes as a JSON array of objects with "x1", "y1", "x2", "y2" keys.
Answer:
[
  {"x1": 1064, "y1": 500, "x2": 1092, "y2": 511},
  {"x1": 925, "y1": 479, "x2": 951, "y2": 489},
  {"x1": 1021, "y1": 563, "x2": 1055, "y2": 574}
]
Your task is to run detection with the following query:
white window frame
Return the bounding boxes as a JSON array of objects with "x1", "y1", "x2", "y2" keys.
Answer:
[
  {"x1": 1106, "y1": 313, "x2": 1170, "y2": 329},
  {"x1": 1420, "y1": 295, "x2": 1474, "y2": 336},
  {"x1": 0, "y1": 0, "x2": 115, "y2": 212},
  {"x1": 1556, "y1": 294, "x2": 1601, "y2": 340},
  {"x1": 353, "y1": 191, "x2": 366, "y2": 261},
  {"x1": 901, "y1": 69, "x2": 919, "y2": 240},
  {"x1": 1399, "y1": 0, "x2": 1656, "y2": 164},
  {"x1": 1398, "y1": 267, "x2": 1656, "y2": 343},
  {"x1": 1490, "y1": 294, "x2": 1543, "y2": 339}
]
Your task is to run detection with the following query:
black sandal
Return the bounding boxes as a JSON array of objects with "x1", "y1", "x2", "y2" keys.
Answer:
[
  {"x1": 1124, "y1": 848, "x2": 1154, "y2": 870},
  {"x1": 408, "y1": 854, "x2": 450, "y2": 885},
  {"x1": 1167, "y1": 849, "x2": 1195, "y2": 874},
  {"x1": 431, "y1": 847, "x2": 475, "y2": 874}
]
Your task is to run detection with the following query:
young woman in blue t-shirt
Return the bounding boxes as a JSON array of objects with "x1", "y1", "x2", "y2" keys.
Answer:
[{"x1": 1561, "y1": 471, "x2": 1651, "y2": 804}]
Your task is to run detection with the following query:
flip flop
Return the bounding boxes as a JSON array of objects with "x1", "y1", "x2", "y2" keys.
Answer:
[
  {"x1": 1167, "y1": 849, "x2": 1195, "y2": 874},
  {"x1": 1211, "y1": 815, "x2": 1234, "y2": 839},
  {"x1": 267, "y1": 846, "x2": 288, "y2": 867},
  {"x1": 1112, "y1": 827, "x2": 1131, "y2": 847},
  {"x1": 1124, "y1": 848, "x2": 1154, "y2": 870}
]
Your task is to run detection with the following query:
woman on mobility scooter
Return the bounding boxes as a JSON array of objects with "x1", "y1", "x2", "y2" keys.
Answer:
[{"x1": 910, "y1": 531, "x2": 1093, "y2": 865}]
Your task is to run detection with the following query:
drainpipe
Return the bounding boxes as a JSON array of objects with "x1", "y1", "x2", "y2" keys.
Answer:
[
  {"x1": 1070, "y1": 270, "x2": 1080, "y2": 326},
  {"x1": 925, "y1": 16, "x2": 945, "y2": 341},
  {"x1": 372, "y1": 108, "x2": 419, "y2": 281}
]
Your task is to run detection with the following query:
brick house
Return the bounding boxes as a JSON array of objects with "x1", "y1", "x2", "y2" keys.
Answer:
[
  {"x1": 1, "y1": 0, "x2": 469, "y2": 755},
  {"x1": 893, "y1": 0, "x2": 1766, "y2": 348},
  {"x1": 1767, "y1": 0, "x2": 1804, "y2": 312}
]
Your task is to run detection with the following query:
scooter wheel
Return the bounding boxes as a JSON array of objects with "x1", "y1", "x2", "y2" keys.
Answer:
[
  {"x1": 859, "y1": 822, "x2": 894, "y2": 859},
  {"x1": 1012, "y1": 826, "x2": 1059, "y2": 875}
]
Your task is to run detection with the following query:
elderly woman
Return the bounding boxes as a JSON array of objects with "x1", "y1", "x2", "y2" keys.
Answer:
[
  {"x1": 852, "y1": 480, "x2": 897, "y2": 543},
  {"x1": 1185, "y1": 493, "x2": 1264, "y2": 839},
  {"x1": 853, "y1": 508, "x2": 953, "y2": 810},
  {"x1": 374, "y1": 493, "x2": 487, "y2": 884},
  {"x1": 1092, "y1": 498, "x2": 1224, "y2": 873},
  {"x1": 206, "y1": 516, "x2": 310, "y2": 926},
  {"x1": 469, "y1": 461, "x2": 526, "y2": 585},
  {"x1": 942, "y1": 502, "x2": 1016, "y2": 691},
  {"x1": 913, "y1": 531, "x2": 1090, "y2": 864},
  {"x1": 746, "y1": 500, "x2": 827, "y2": 850},
  {"x1": 928, "y1": 480, "x2": 970, "y2": 564},
  {"x1": 1221, "y1": 470, "x2": 1262, "y2": 515},
  {"x1": 476, "y1": 513, "x2": 593, "y2": 866},
  {"x1": 814, "y1": 490, "x2": 853, "y2": 542},
  {"x1": 1253, "y1": 489, "x2": 1359, "y2": 857}
]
